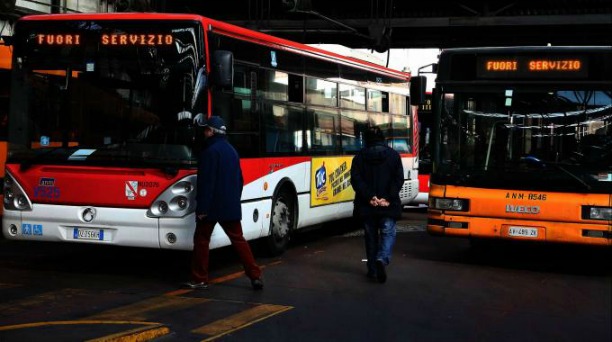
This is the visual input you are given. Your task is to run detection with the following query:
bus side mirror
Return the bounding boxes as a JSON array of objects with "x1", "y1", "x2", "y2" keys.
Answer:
[
  {"x1": 0, "y1": 35, "x2": 13, "y2": 46},
  {"x1": 211, "y1": 50, "x2": 234, "y2": 89},
  {"x1": 410, "y1": 76, "x2": 427, "y2": 105}
]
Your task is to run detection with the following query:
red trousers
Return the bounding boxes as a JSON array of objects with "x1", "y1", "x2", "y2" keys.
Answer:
[{"x1": 191, "y1": 220, "x2": 262, "y2": 283}]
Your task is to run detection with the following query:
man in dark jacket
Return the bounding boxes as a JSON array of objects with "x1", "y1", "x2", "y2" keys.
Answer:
[
  {"x1": 184, "y1": 115, "x2": 263, "y2": 290},
  {"x1": 350, "y1": 126, "x2": 404, "y2": 283}
]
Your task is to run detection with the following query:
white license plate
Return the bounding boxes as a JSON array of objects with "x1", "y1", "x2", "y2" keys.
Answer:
[
  {"x1": 73, "y1": 228, "x2": 104, "y2": 241},
  {"x1": 508, "y1": 226, "x2": 538, "y2": 238}
]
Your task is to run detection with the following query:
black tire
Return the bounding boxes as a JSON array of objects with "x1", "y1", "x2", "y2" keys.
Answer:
[{"x1": 266, "y1": 189, "x2": 295, "y2": 256}]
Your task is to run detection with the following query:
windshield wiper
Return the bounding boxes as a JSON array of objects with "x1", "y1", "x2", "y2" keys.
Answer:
[
  {"x1": 553, "y1": 164, "x2": 592, "y2": 190},
  {"x1": 516, "y1": 157, "x2": 592, "y2": 190},
  {"x1": 19, "y1": 147, "x2": 64, "y2": 171}
]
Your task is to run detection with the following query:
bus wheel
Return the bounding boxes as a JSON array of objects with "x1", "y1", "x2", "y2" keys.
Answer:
[{"x1": 266, "y1": 189, "x2": 295, "y2": 256}]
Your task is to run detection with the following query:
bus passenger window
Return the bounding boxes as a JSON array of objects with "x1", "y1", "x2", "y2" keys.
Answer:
[
  {"x1": 367, "y1": 90, "x2": 388, "y2": 112},
  {"x1": 263, "y1": 104, "x2": 302, "y2": 154},
  {"x1": 260, "y1": 69, "x2": 288, "y2": 101},
  {"x1": 288, "y1": 74, "x2": 303, "y2": 103},
  {"x1": 389, "y1": 93, "x2": 407, "y2": 115},
  {"x1": 306, "y1": 78, "x2": 337, "y2": 107},
  {"x1": 341, "y1": 110, "x2": 368, "y2": 153},
  {"x1": 339, "y1": 84, "x2": 365, "y2": 110},
  {"x1": 307, "y1": 108, "x2": 340, "y2": 154}
]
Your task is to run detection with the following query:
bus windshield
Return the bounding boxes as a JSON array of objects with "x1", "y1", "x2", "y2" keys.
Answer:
[
  {"x1": 437, "y1": 88, "x2": 612, "y2": 193},
  {"x1": 9, "y1": 20, "x2": 203, "y2": 168}
]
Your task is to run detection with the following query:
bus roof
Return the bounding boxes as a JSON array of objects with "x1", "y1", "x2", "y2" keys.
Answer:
[{"x1": 18, "y1": 12, "x2": 410, "y2": 81}]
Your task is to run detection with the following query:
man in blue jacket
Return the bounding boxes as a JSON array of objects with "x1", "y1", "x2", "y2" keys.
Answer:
[
  {"x1": 184, "y1": 115, "x2": 263, "y2": 290},
  {"x1": 350, "y1": 125, "x2": 404, "y2": 283}
]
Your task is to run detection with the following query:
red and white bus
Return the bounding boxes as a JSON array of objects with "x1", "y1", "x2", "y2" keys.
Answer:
[
  {"x1": 0, "y1": 39, "x2": 11, "y2": 217},
  {"x1": 2, "y1": 13, "x2": 420, "y2": 254},
  {"x1": 412, "y1": 92, "x2": 432, "y2": 206}
]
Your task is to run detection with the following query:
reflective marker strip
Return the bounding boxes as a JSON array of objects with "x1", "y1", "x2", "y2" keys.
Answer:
[
  {"x1": 86, "y1": 323, "x2": 170, "y2": 342},
  {"x1": 193, "y1": 304, "x2": 293, "y2": 340}
]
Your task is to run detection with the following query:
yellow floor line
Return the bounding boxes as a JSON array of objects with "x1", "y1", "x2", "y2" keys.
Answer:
[
  {"x1": 84, "y1": 295, "x2": 210, "y2": 321},
  {"x1": 192, "y1": 304, "x2": 293, "y2": 341},
  {"x1": 85, "y1": 323, "x2": 170, "y2": 342},
  {"x1": 0, "y1": 320, "x2": 159, "y2": 332}
]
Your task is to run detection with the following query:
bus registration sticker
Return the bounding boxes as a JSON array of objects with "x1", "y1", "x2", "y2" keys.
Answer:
[
  {"x1": 73, "y1": 228, "x2": 104, "y2": 241},
  {"x1": 508, "y1": 226, "x2": 538, "y2": 238}
]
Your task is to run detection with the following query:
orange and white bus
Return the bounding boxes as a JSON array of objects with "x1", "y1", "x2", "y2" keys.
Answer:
[
  {"x1": 427, "y1": 46, "x2": 611, "y2": 246},
  {"x1": 2, "y1": 13, "x2": 419, "y2": 254}
]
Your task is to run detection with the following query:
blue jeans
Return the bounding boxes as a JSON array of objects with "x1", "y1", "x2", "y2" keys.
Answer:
[{"x1": 363, "y1": 216, "x2": 397, "y2": 275}]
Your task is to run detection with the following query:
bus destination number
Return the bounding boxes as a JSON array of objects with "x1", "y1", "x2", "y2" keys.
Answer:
[
  {"x1": 508, "y1": 226, "x2": 538, "y2": 238},
  {"x1": 505, "y1": 192, "x2": 547, "y2": 201}
]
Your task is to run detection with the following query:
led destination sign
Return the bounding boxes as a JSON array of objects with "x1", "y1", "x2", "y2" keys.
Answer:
[
  {"x1": 477, "y1": 55, "x2": 588, "y2": 79},
  {"x1": 36, "y1": 33, "x2": 174, "y2": 46}
]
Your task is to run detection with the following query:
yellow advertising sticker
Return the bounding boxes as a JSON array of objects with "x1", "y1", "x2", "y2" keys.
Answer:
[{"x1": 311, "y1": 156, "x2": 355, "y2": 207}]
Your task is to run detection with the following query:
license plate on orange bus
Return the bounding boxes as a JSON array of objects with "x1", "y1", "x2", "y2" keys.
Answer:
[
  {"x1": 73, "y1": 228, "x2": 104, "y2": 241},
  {"x1": 508, "y1": 226, "x2": 538, "y2": 238}
]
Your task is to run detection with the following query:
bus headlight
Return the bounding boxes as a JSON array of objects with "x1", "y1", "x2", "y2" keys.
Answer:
[
  {"x1": 147, "y1": 175, "x2": 196, "y2": 218},
  {"x1": 582, "y1": 206, "x2": 612, "y2": 220},
  {"x1": 171, "y1": 196, "x2": 188, "y2": 210},
  {"x1": 157, "y1": 201, "x2": 169, "y2": 214},
  {"x1": 3, "y1": 172, "x2": 33, "y2": 211},
  {"x1": 429, "y1": 197, "x2": 469, "y2": 211},
  {"x1": 16, "y1": 195, "x2": 29, "y2": 209},
  {"x1": 4, "y1": 188, "x2": 14, "y2": 203}
]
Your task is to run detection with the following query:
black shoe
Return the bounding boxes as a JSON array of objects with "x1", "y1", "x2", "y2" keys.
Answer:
[
  {"x1": 375, "y1": 260, "x2": 387, "y2": 283},
  {"x1": 183, "y1": 281, "x2": 209, "y2": 290},
  {"x1": 251, "y1": 278, "x2": 264, "y2": 290}
]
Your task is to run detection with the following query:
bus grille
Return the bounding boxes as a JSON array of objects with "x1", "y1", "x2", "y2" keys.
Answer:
[{"x1": 399, "y1": 182, "x2": 414, "y2": 200}]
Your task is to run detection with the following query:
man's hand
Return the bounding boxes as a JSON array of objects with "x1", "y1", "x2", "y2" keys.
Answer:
[
  {"x1": 369, "y1": 196, "x2": 379, "y2": 207},
  {"x1": 370, "y1": 196, "x2": 390, "y2": 207},
  {"x1": 377, "y1": 198, "x2": 390, "y2": 207}
]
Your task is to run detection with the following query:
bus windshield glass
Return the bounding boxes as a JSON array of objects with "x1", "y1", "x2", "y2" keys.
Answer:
[
  {"x1": 437, "y1": 88, "x2": 612, "y2": 193},
  {"x1": 9, "y1": 20, "x2": 203, "y2": 168}
]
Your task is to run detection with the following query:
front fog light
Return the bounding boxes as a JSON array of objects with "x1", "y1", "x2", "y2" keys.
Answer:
[
  {"x1": 158, "y1": 201, "x2": 169, "y2": 214},
  {"x1": 16, "y1": 195, "x2": 29, "y2": 209},
  {"x1": 166, "y1": 232, "x2": 177, "y2": 244},
  {"x1": 9, "y1": 224, "x2": 18, "y2": 236},
  {"x1": 4, "y1": 188, "x2": 14, "y2": 203}
]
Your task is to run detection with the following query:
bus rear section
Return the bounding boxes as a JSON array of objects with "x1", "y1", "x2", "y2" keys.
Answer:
[{"x1": 427, "y1": 46, "x2": 612, "y2": 246}]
